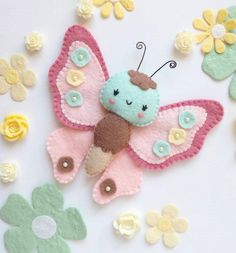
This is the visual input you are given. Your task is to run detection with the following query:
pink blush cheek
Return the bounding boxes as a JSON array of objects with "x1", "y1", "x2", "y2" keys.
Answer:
[
  {"x1": 109, "y1": 98, "x2": 116, "y2": 105},
  {"x1": 137, "y1": 112, "x2": 144, "y2": 118}
]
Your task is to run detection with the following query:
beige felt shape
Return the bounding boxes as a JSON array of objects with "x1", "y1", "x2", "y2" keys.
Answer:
[
  {"x1": 145, "y1": 210, "x2": 161, "y2": 226},
  {"x1": 162, "y1": 204, "x2": 179, "y2": 218},
  {"x1": 0, "y1": 59, "x2": 9, "y2": 75},
  {"x1": 10, "y1": 55, "x2": 27, "y2": 70},
  {"x1": 145, "y1": 227, "x2": 162, "y2": 245},
  {"x1": 22, "y1": 70, "x2": 36, "y2": 87},
  {"x1": 10, "y1": 83, "x2": 27, "y2": 101},
  {"x1": 172, "y1": 218, "x2": 189, "y2": 233},
  {"x1": 163, "y1": 232, "x2": 179, "y2": 248},
  {"x1": 0, "y1": 77, "x2": 10, "y2": 94}
]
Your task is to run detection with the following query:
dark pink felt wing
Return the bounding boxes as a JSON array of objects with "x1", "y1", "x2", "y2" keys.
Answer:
[
  {"x1": 49, "y1": 25, "x2": 109, "y2": 130},
  {"x1": 127, "y1": 100, "x2": 223, "y2": 169}
]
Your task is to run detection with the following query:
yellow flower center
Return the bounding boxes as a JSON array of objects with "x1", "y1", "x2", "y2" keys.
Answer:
[
  {"x1": 157, "y1": 217, "x2": 172, "y2": 232},
  {"x1": 8, "y1": 122, "x2": 20, "y2": 133},
  {"x1": 5, "y1": 69, "x2": 20, "y2": 85},
  {"x1": 211, "y1": 24, "x2": 226, "y2": 39}
]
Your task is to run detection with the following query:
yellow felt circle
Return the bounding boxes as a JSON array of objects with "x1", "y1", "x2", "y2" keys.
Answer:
[
  {"x1": 162, "y1": 204, "x2": 179, "y2": 219},
  {"x1": 145, "y1": 227, "x2": 162, "y2": 245},
  {"x1": 5, "y1": 69, "x2": 20, "y2": 85},
  {"x1": 157, "y1": 217, "x2": 172, "y2": 232},
  {"x1": 163, "y1": 232, "x2": 179, "y2": 248},
  {"x1": 10, "y1": 55, "x2": 27, "y2": 70},
  {"x1": 22, "y1": 70, "x2": 37, "y2": 87},
  {"x1": 145, "y1": 210, "x2": 161, "y2": 226},
  {"x1": 172, "y1": 218, "x2": 189, "y2": 233},
  {"x1": 10, "y1": 83, "x2": 27, "y2": 102},
  {"x1": 66, "y1": 69, "x2": 85, "y2": 87}
]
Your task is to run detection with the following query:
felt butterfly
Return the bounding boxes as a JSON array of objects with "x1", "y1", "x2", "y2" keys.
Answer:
[{"x1": 47, "y1": 25, "x2": 224, "y2": 204}]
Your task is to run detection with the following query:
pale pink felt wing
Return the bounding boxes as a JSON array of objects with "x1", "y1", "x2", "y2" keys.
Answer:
[
  {"x1": 127, "y1": 100, "x2": 224, "y2": 169},
  {"x1": 47, "y1": 127, "x2": 93, "y2": 183},
  {"x1": 93, "y1": 150, "x2": 143, "y2": 205},
  {"x1": 49, "y1": 25, "x2": 109, "y2": 130}
]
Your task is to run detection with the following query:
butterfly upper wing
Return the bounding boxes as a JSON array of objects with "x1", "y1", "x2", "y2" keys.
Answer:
[
  {"x1": 49, "y1": 25, "x2": 109, "y2": 130},
  {"x1": 127, "y1": 100, "x2": 223, "y2": 169}
]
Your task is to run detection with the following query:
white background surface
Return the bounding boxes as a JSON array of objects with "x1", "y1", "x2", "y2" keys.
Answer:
[{"x1": 0, "y1": 0, "x2": 236, "y2": 252}]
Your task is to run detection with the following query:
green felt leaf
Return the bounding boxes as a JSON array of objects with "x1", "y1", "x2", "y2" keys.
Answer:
[
  {"x1": 32, "y1": 184, "x2": 64, "y2": 215},
  {"x1": 37, "y1": 237, "x2": 70, "y2": 253},
  {"x1": 4, "y1": 227, "x2": 37, "y2": 253},
  {"x1": 55, "y1": 208, "x2": 87, "y2": 240},
  {"x1": 229, "y1": 73, "x2": 236, "y2": 100},
  {"x1": 0, "y1": 194, "x2": 35, "y2": 227}
]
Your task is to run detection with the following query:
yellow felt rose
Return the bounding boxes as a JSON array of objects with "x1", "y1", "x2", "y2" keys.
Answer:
[
  {"x1": 113, "y1": 212, "x2": 140, "y2": 239},
  {"x1": 0, "y1": 114, "x2": 29, "y2": 142}
]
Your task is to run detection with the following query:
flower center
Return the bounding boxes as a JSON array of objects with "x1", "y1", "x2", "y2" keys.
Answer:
[
  {"x1": 211, "y1": 24, "x2": 226, "y2": 39},
  {"x1": 32, "y1": 215, "x2": 57, "y2": 239},
  {"x1": 5, "y1": 69, "x2": 20, "y2": 85},
  {"x1": 8, "y1": 122, "x2": 20, "y2": 133},
  {"x1": 157, "y1": 217, "x2": 172, "y2": 232}
]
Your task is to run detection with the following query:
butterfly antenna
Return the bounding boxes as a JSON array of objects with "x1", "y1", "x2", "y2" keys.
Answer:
[
  {"x1": 150, "y1": 60, "x2": 177, "y2": 78},
  {"x1": 136, "y1": 42, "x2": 147, "y2": 71}
]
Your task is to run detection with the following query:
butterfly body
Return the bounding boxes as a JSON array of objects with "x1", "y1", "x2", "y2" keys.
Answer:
[{"x1": 47, "y1": 25, "x2": 224, "y2": 204}]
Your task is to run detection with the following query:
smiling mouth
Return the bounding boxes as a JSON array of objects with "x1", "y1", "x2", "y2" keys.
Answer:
[{"x1": 126, "y1": 100, "x2": 133, "y2": 105}]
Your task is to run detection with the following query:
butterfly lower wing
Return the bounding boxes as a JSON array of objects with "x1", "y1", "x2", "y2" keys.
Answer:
[
  {"x1": 128, "y1": 100, "x2": 223, "y2": 169},
  {"x1": 49, "y1": 25, "x2": 109, "y2": 130},
  {"x1": 47, "y1": 128, "x2": 93, "y2": 183},
  {"x1": 93, "y1": 150, "x2": 143, "y2": 204}
]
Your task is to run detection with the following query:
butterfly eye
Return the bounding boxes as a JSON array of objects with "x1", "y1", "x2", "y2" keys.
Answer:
[
  {"x1": 113, "y1": 89, "x2": 119, "y2": 96},
  {"x1": 142, "y1": 105, "x2": 148, "y2": 111}
]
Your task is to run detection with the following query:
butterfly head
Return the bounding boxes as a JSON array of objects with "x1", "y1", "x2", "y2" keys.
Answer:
[{"x1": 100, "y1": 42, "x2": 177, "y2": 127}]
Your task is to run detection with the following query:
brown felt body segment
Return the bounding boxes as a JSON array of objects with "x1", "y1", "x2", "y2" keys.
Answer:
[
  {"x1": 94, "y1": 113, "x2": 131, "y2": 154},
  {"x1": 128, "y1": 70, "x2": 157, "y2": 90}
]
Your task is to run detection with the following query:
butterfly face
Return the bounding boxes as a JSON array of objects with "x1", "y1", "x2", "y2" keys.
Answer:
[{"x1": 100, "y1": 71, "x2": 160, "y2": 127}]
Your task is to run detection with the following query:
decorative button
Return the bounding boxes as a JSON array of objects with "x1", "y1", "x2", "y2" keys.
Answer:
[
  {"x1": 179, "y1": 111, "x2": 196, "y2": 129},
  {"x1": 66, "y1": 69, "x2": 85, "y2": 87},
  {"x1": 57, "y1": 156, "x2": 74, "y2": 173},
  {"x1": 65, "y1": 90, "x2": 83, "y2": 107},
  {"x1": 153, "y1": 141, "x2": 171, "y2": 158},
  {"x1": 168, "y1": 128, "x2": 186, "y2": 146},
  {"x1": 70, "y1": 47, "x2": 91, "y2": 68},
  {"x1": 100, "y1": 178, "x2": 116, "y2": 196}
]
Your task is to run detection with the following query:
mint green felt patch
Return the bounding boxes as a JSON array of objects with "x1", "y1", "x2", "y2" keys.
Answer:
[
  {"x1": 229, "y1": 73, "x2": 236, "y2": 100},
  {"x1": 153, "y1": 140, "x2": 171, "y2": 158},
  {"x1": 0, "y1": 184, "x2": 87, "y2": 253},
  {"x1": 65, "y1": 90, "x2": 83, "y2": 107},
  {"x1": 100, "y1": 71, "x2": 160, "y2": 127},
  {"x1": 202, "y1": 6, "x2": 236, "y2": 100},
  {"x1": 71, "y1": 47, "x2": 91, "y2": 68}
]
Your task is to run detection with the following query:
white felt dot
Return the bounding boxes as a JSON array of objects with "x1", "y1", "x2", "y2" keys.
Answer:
[
  {"x1": 211, "y1": 24, "x2": 226, "y2": 39},
  {"x1": 32, "y1": 215, "x2": 57, "y2": 239}
]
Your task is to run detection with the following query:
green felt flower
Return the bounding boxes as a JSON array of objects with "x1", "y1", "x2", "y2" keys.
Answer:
[
  {"x1": 202, "y1": 6, "x2": 236, "y2": 100},
  {"x1": 0, "y1": 184, "x2": 87, "y2": 253}
]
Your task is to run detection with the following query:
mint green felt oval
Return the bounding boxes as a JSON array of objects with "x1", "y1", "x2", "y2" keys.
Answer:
[{"x1": 229, "y1": 73, "x2": 236, "y2": 100}]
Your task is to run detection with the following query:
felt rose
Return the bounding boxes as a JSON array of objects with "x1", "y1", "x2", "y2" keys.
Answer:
[
  {"x1": 0, "y1": 114, "x2": 29, "y2": 142},
  {"x1": 113, "y1": 212, "x2": 140, "y2": 239},
  {"x1": 175, "y1": 31, "x2": 195, "y2": 54},
  {"x1": 25, "y1": 32, "x2": 43, "y2": 52},
  {"x1": 77, "y1": 0, "x2": 94, "y2": 20},
  {"x1": 0, "y1": 163, "x2": 17, "y2": 183}
]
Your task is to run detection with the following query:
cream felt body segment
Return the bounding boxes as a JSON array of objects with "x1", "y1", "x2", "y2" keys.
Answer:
[{"x1": 47, "y1": 25, "x2": 224, "y2": 204}]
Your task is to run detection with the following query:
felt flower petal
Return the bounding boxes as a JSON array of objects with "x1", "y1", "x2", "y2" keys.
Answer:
[
  {"x1": 0, "y1": 76, "x2": 10, "y2": 94},
  {"x1": 37, "y1": 237, "x2": 70, "y2": 253},
  {"x1": 162, "y1": 204, "x2": 179, "y2": 219},
  {"x1": 224, "y1": 33, "x2": 236, "y2": 44},
  {"x1": 0, "y1": 59, "x2": 9, "y2": 75},
  {"x1": 215, "y1": 39, "x2": 225, "y2": 54},
  {"x1": 193, "y1": 18, "x2": 209, "y2": 31},
  {"x1": 172, "y1": 218, "x2": 189, "y2": 233},
  {"x1": 22, "y1": 70, "x2": 37, "y2": 87},
  {"x1": 32, "y1": 184, "x2": 64, "y2": 215},
  {"x1": 224, "y1": 19, "x2": 236, "y2": 31},
  {"x1": 101, "y1": 2, "x2": 113, "y2": 18},
  {"x1": 4, "y1": 228, "x2": 37, "y2": 253},
  {"x1": 145, "y1": 210, "x2": 161, "y2": 226},
  {"x1": 120, "y1": 0, "x2": 135, "y2": 11},
  {"x1": 114, "y1": 2, "x2": 125, "y2": 19},
  {"x1": 195, "y1": 33, "x2": 209, "y2": 44},
  {"x1": 10, "y1": 55, "x2": 26, "y2": 71},
  {"x1": 216, "y1": 9, "x2": 228, "y2": 24},
  {"x1": 10, "y1": 83, "x2": 27, "y2": 102},
  {"x1": 0, "y1": 194, "x2": 35, "y2": 226},
  {"x1": 203, "y1": 9, "x2": 215, "y2": 26},
  {"x1": 55, "y1": 208, "x2": 87, "y2": 240},
  {"x1": 163, "y1": 232, "x2": 179, "y2": 248},
  {"x1": 201, "y1": 36, "x2": 214, "y2": 53},
  {"x1": 145, "y1": 227, "x2": 162, "y2": 245},
  {"x1": 93, "y1": 0, "x2": 106, "y2": 6}
]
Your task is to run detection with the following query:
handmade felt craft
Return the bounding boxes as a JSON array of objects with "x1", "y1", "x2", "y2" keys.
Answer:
[
  {"x1": 0, "y1": 163, "x2": 17, "y2": 183},
  {"x1": 47, "y1": 25, "x2": 224, "y2": 205},
  {"x1": 201, "y1": 6, "x2": 236, "y2": 100},
  {"x1": 0, "y1": 184, "x2": 87, "y2": 253},
  {"x1": 25, "y1": 32, "x2": 44, "y2": 52},
  {"x1": 77, "y1": 0, "x2": 94, "y2": 20}
]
